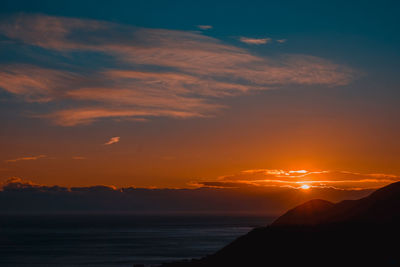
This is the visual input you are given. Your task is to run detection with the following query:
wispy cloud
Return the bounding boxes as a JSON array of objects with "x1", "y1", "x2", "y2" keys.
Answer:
[
  {"x1": 5, "y1": 155, "x2": 47, "y2": 163},
  {"x1": 42, "y1": 108, "x2": 207, "y2": 126},
  {"x1": 197, "y1": 25, "x2": 213, "y2": 30},
  {"x1": 195, "y1": 169, "x2": 400, "y2": 190},
  {"x1": 0, "y1": 14, "x2": 356, "y2": 126},
  {"x1": 239, "y1": 37, "x2": 271, "y2": 45},
  {"x1": 0, "y1": 65, "x2": 77, "y2": 103},
  {"x1": 104, "y1": 136, "x2": 120, "y2": 145},
  {"x1": 239, "y1": 37, "x2": 287, "y2": 45}
]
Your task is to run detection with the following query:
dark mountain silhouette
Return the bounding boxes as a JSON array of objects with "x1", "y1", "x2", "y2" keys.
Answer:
[
  {"x1": 273, "y1": 181, "x2": 400, "y2": 226},
  {"x1": 160, "y1": 182, "x2": 400, "y2": 266},
  {"x1": 271, "y1": 198, "x2": 334, "y2": 226}
]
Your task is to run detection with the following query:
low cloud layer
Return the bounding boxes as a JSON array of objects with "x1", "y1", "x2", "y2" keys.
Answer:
[
  {"x1": 0, "y1": 14, "x2": 356, "y2": 126},
  {"x1": 0, "y1": 177, "x2": 376, "y2": 215},
  {"x1": 2, "y1": 177, "x2": 67, "y2": 192}
]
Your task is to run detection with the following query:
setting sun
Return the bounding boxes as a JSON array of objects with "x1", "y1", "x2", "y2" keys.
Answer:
[{"x1": 300, "y1": 184, "x2": 310, "y2": 190}]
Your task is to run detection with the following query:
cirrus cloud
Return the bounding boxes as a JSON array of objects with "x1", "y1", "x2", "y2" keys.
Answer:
[{"x1": 0, "y1": 14, "x2": 357, "y2": 126}]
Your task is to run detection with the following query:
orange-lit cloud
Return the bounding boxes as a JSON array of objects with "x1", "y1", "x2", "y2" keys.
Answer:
[
  {"x1": 104, "y1": 136, "x2": 120, "y2": 145},
  {"x1": 197, "y1": 25, "x2": 213, "y2": 30},
  {"x1": 239, "y1": 37, "x2": 271, "y2": 45},
  {"x1": 195, "y1": 169, "x2": 400, "y2": 190},
  {"x1": 0, "y1": 14, "x2": 356, "y2": 126},
  {"x1": 1, "y1": 177, "x2": 40, "y2": 189},
  {"x1": 0, "y1": 65, "x2": 77, "y2": 102},
  {"x1": 5, "y1": 155, "x2": 47, "y2": 163},
  {"x1": 41, "y1": 107, "x2": 210, "y2": 126}
]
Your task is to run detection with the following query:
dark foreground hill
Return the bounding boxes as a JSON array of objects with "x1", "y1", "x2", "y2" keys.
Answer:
[{"x1": 160, "y1": 182, "x2": 400, "y2": 266}]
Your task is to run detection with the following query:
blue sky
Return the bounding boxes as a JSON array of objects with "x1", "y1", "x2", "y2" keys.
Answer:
[{"x1": 2, "y1": 0, "x2": 400, "y2": 80}]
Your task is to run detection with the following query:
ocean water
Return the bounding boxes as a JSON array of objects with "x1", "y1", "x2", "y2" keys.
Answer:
[{"x1": 0, "y1": 214, "x2": 273, "y2": 266}]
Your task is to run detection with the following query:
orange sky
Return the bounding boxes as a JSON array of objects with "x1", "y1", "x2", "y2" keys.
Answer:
[{"x1": 1, "y1": 12, "x2": 400, "y2": 191}]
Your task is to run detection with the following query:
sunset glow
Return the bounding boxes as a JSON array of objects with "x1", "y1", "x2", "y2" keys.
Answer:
[
  {"x1": 300, "y1": 184, "x2": 311, "y2": 190},
  {"x1": 0, "y1": 2, "x2": 399, "y2": 194}
]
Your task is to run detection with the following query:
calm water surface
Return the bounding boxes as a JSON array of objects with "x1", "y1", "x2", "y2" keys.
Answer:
[{"x1": 0, "y1": 214, "x2": 273, "y2": 266}]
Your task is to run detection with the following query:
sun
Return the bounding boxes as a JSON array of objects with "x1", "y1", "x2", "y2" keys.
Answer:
[{"x1": 300, "y1": 184, "x2": 310, "y2": 190}]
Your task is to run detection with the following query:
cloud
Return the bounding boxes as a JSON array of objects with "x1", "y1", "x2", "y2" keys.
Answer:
[
  {"x1": 5, "y1": 155, "x2": 47, "y2": 163},
  {"x1": 277, "y1": 39, "x2": 287, "y2": 43},
  {"x1": 197, "y1": 25, "x2": 213, "y2": 30},
  {"x1": 104, "y1": 136, "x2": 120, "y2": 145},
  {"x1": 0, "y1": 65, "x2": 78, "y2": 102},
  {"x1": 1, "y1": 177, "x2": 67, "y2": 192},
  {"x1": 196, "y1": 181, "x2": 254, "y2": 188},
  {"x1": 70, "y1": 185, "x2": 118, "y2": 192},
  {"x1": 239, "y1": 37, "x2": 271, "y2": 45},
  {"x1": 2, "y1": 177, "x2": 38, "y2": 188},
  {"x1": 0, "y1": 177, "x2": 375, "y2": 215},
  {"x1": 42, "y1": 108, "x2": 203, "y2": 126},
  {"x1": 196, "y1": 169, "x2": 400, "y2": 190},
  {"x1": 0, "y1": 14, "x2": 356, "y2": 126}
]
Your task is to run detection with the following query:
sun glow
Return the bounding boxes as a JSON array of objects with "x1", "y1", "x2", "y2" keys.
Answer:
[{"x1": 300, "y1": 184, "x2": 310, "y2": 190}]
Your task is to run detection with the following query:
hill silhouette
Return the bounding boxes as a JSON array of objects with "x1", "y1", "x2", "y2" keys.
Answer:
[
  {"x1": 273, "y1": 181, "x2": 400, "y2": 226},
  {"x1": 160, "y1": 182, "x2": 400, "y2": 266},
  {"x1": 271, "y1": 198, "x2": 334, "y2": 226}
]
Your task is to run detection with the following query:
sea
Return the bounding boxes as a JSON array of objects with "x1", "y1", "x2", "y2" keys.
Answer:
[{"x1": 0, "y1": 214, "x2": 274, "y2": 266}]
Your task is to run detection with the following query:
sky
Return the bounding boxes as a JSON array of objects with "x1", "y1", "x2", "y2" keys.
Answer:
[{"x1": 1, "y1": 0, "x2": 400, "y2": 195}]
